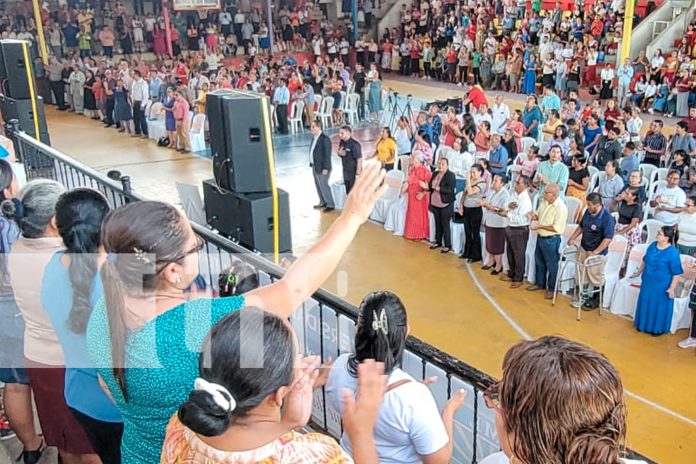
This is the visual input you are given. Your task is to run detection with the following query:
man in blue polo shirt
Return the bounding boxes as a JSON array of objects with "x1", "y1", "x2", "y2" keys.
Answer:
[
  {"x1": 567, "y1": 192, "x2": 615, "y2": 310},
  {"x1": 488, "y1": 135, "x2": 508, "y2": 177}
]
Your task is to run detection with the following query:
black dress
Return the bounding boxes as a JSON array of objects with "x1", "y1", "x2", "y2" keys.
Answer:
[
  {"x1": 83, "y1": 77, "x2": 97, "y2": 110},
  {"x1": 120, "y1": 33, "x2": 133, "y2": 55}
]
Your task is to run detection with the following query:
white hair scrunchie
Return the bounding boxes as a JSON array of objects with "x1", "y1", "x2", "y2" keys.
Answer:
[{"x1": 194, "y1": 378, "x2": 237, "y2": 413}]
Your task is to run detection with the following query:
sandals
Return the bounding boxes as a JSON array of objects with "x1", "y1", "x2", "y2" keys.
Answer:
[{"x1": 18, "y1": 436, "x2": 46, "y2": 464}]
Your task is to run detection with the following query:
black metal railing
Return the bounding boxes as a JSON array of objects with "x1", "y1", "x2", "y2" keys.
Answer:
[{"x1": 7, "y1": 128, "x2": 654, "y2": 464}]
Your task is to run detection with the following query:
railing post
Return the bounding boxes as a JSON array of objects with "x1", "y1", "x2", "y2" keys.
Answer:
[{"x1": 120, "y1": 175, "x2": 132, "y2": 201}]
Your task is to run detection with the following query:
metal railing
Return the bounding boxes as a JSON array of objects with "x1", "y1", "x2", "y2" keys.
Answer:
[{"x1": 7, "y1": 127, "x2": 654, "y2": 464}]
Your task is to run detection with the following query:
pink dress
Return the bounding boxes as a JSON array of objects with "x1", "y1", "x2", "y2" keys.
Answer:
[
  {"x1": 153, "y1": 30, "x2": 167, "y2": 55},
  {"x1": 404, "y1": 165, "x2": 433, "y2": 240}
]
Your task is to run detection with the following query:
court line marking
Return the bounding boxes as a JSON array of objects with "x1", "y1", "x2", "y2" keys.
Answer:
[{"x1": 465, "y1": 262, "x2": 696, "y2": 428}]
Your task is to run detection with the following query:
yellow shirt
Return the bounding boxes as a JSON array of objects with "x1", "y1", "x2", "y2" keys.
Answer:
[
  {"x1": 535, "y1": 197, "x2": 568, "y2": 237},
  {"x1": 375, "y1": 137, "x2": 397, "y2": 165},
  {"x1": 196, "y1": 91, "x2": 207, "y2": 115}
]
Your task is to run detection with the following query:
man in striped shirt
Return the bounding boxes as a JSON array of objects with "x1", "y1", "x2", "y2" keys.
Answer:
[{"x1": 641, "y1": 120, "x2": 667, "y2": 167}]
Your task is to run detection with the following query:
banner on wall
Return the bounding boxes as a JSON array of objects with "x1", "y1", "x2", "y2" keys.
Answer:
[{"x1": 172, "y1": 0, "x2": 221, "y2": 11}]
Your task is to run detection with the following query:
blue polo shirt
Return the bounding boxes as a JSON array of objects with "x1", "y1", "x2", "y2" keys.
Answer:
[
  {"x1": 579, "y1": 207, "x2": 615, "y2": 255},
  {"x1": 489, "y1": 145, "x2": 508, "y2": 176}
]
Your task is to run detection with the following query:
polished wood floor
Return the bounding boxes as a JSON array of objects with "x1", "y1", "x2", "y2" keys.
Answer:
[{"x1": 42, "y1": 80, "x2": 694, "y2": 463}]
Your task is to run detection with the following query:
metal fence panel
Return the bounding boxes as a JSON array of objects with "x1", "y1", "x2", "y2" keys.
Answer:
[
  {"x1": 476, "y1": 390, "x2": 501, "y2": 461},
  {"x1": 451, "y1": 377, "x2": 477, "y2": 464}
]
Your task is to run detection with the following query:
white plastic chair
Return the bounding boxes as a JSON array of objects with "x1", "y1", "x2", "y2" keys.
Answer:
[
  {"x1": 609, "y1": 244, "x2": 648, "y2": 316},
  {"x1": 288, "y1": 100, "x2": 305, "y2": 134},
  {"x1": 147, "y1": 102, "x2": 167, "y2": 141},
  {"x1": 521, "y1": 137, "x2": 536, "y2": 153},
  {"x1": 564, "y1": 197, "x2": 582, "y2": 224},
  {"x1": 588, "y1": 172, "x2": 600, "y2": 192},
  {"x1": 648, "y1": 180, "x2": 667, "y2": 198},
  {"x1": 638, "y1": 218, "x2": 663, "y2": 243},
  {"x1": 189, "y1": 113, "x2": 207, "y2": 153},
  {"x1": 601, "y1": 235, "x2": 629, "y2": 308},
  {"x1": 587, "y1": 165, "x2": 599, "y2": 180},
  {"x1": 313, "y1": 95, "x2": 322, "y2": 113},
  {"x1": 316, "y1": 96, "x2": 334, "y2": 128},
  {"x1": 397, "y1": 155, "x2": 411, "y2": 174},
  {"x1": 369, "y1": 170, "x2": 405, "y2": 223},
  {"x1": 344, "y1": 93, "x2": 360, "y2": 125},
  {"x1": 524, "y1": 230, "x2": 539, "y2": 283},
  {"x1": 655, "y1": 167, "x2": 669, "y2": 183},
  {"x1": 450, "y1": 193, "x2": 465, "y2": 254},
  {"x1": 338, "y1": 91, "x2": 347, "y2": 113},
  {"x1": 384, "y1": 195, "x2": 408, "y2": 236},
  {"x1": 673, "y1": 255, "x2": 696, "y2": 333},
  {"x1": 330, "y1": 180, "x2": 347, "y2": 209},
  {"x1": 639, "y1": 163, "x2": 658, "y2": 186}
]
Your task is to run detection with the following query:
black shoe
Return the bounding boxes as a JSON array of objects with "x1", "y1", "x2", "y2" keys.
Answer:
[
  {"x1": 429, "y1": 245, "x2": 440, "y2": 250},
  {"x1": 582, "y1": 297, "x2": 599, "y2": 311},
  {"x1": 323, "y1": 207, "x2": 335, "y2": 212},
  {"x1": 481, "y1": 265, "x2": 492, "y2": 270},
  {"x1": 313, "y1": 203, "x2": 326, "y2": 209},
  {"x1": 491, "y1": 269, "x2": 501, "y2": 275},
  {"x1": 459, "y1": 254, "x2": 467, "y2": 259},
  {"x1": 19, "y1": 438, "x2": 45, "y2": 464},
  {"x1": 441, "y1": 247, "x2": 451, "y2": 254}
]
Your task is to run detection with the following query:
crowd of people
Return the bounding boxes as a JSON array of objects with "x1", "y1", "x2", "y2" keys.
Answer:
[{"x1": 0, "y1": 148, "x2": 652, "y2": 464}]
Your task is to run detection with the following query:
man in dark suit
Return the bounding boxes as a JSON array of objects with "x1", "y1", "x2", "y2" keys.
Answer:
[
  {"x1": 337, "y1": 125, "x2": 362, "y2": 194},
  {"x1": 310, "y1": 121, "x2": 335, "y2": 212},
  {"x1": 427, "y1": 157, "x2": 457, "y2": 253}
]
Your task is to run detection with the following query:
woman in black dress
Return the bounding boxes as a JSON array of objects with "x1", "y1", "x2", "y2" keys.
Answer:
[
  {"x1": 83, "y1": 70, "x2": 98, "y2": 120},
  {"x1": 120, "y1": 27, "x2": 133, "y2": 59}
]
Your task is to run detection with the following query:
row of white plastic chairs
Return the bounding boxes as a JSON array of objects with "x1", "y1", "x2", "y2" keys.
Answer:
[{"x1": 288, "y1": 92, "x2": 363, "y2": 133}]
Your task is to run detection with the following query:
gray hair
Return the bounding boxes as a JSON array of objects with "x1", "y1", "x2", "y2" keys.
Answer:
[
  {"x1": 1, "y1": 179, "x2": 65, "y2": 238},
  {"x1": 413, "y1": 152, "x2": 426, "y2": 164}
]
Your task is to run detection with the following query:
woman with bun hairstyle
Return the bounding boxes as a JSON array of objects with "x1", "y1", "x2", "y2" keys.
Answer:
[
  {"x1": 0, "y1": 161, "x2": 48, "y2": 464},
  {"x1": 40, "y1": 188, "x2": 123, "y2": 463},
  {"x1": 479, "y1": 336, "x2": 646, "y2": 464},
  {"x1": 6, "y1": 180, "x2": 101, "y2": 463},
  {"x1": 86, "y1": 162, "x2": 387, "y2": 464},
  {"x1": 163, "y1": 307, "x2": 384, "y2": 463},
  {"x1": 325, "y1": 291, "x2": 465, "y2": 464}
]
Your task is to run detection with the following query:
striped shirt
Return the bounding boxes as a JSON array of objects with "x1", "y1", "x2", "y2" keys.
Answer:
[{"x1": 642, "y1": 132, "x2": 667, "y2": 162}]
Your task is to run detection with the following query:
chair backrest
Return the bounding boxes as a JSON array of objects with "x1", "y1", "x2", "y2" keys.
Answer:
[
  {"x1": 149, "y1": 102, "x2": 164, "y2": 118},
  {"x1": 587, "y1": 165, "x2": 599, "y2": 179},
  {"x1": 521, "y1": 137, "x2": 536, "y2": 153},
  {"x1": 382, "y1": 169, "x2": 405, "y2": 199},
  {"x1": 348, "y1": 93, "x2": 360, "y2": 112},
  {"x1": 190, "y1": 113, "x2": 206, "y2": 133},
  {"x1": 313, "y1": 94, "x2": 322, "y2": 109},
  {"x1": 597, "y1": 171, "x2": 608, "y2": 188},
  {"x1": 564, "y1": 197, "x2": 581, "y2": 224},
  {"x1": 321, "y1": 97, "x2": 334, "y2": 113},
  {"x1": 291, "y1": 100, "x2": 304, "y2": 118},
  {"x1": 640, "y1": 176, "x2": 649, "y2": 187},
  {"x1": 604, "y1": 235, "x2": 628, "y2": 274},
  {"x1": 639, "y1": 163, "x2": 657, "y2": 183},
  {"x1": 626, "y1": 243, "x2": 648, "y2": 276},
  {"x1": 656, "y1": 168, "x2": 669, "y2": 182},
  {"x1": 538, "y1": 141, "x2": 548, "y2": 155},
  {"x1": 644, "y1": 218, "x2": 663, "y2": 243},
  {"x1": 562, "y1": 224, "x2": 579, "y2": 242},
  {"x1": 339, "y1": 91, "x2": 347, "y2": 110},
  {"x1": 588, "y1": 172, "x2": 600, "y2": 192},
  {"x1": 649, "y1": 180, "x2": 667, "y2": 197},
  {"x1": 398, "y1": 155, "x2": 411, "y2": 174}
]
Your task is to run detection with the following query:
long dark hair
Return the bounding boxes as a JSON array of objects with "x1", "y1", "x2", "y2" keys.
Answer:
[
  {"x1": 100, "y1": 201, "x2": 189, "y2": 399},
  {"x1": 348, "y1": 291, "x2": 408, "y2": 377},
  {"x1": 0, "y1": 159, "x2": 14, "y2": 204},
  {"x1": 55, "y1": 189, "x2": 110, "y2": 334},
  {"x1": 178, "y1": 307, "x2": 294, "y2": 436}
]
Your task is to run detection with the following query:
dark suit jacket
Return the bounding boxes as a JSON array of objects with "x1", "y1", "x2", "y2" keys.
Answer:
[
  {"x1": 429, "y1": 170, "x2": 456, "y2": 205},
  {"x1": 311, "y1": 132, "x2": 332, "y2": 174}
]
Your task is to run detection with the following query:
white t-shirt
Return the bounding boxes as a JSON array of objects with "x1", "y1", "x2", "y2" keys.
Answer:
[
  {"x1": 480, "y1": 451, "x2": 647, "y2": 464},
  {"x1": 653, "y1": 186, "x2": 686, "y2": 225},
  {"x1": 678, "y1": 211, "x2": 696, "y2": 247},
  {"x1": 325, "y1": 354, "x2": 449, "y2": 464}
]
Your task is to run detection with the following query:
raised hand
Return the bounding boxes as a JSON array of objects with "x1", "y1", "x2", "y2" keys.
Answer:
[{"x1": 342, "y1": 161, "x2": 387, "y2": 224}]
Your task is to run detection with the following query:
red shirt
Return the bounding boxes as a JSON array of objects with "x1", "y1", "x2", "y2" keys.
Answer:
[
  {"x1": 467, "y1": 86, "x2": 487, "y2": 111},
  {"x1": 683, "y1": 116, "x2": 696, "y2": 137}
]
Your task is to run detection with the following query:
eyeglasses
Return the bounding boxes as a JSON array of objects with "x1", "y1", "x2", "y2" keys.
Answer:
[
  {"x1": 166, "y1": 235, "x2": 205, "y2": 265},
  {"x1": 484, "y1": 382, "x2": 502, "y2": 411}
]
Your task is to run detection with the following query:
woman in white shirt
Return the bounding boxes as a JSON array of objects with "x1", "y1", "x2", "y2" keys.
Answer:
[
  {"x1": 641, "y1": 79, "x2": 658, "y2": 111},
  {"x1": 626, "y1": 107, "x2": 643, "y2": 143},
  {"x1": 325, "y1": 291, "x2": 464, "y2": 464},
  {"x1": 394, "y1": 116, "x2": 413, "y2": 157},
  {"x1": 676, "y1": 196, "x2": 696, "y2": 255},
  {"x1": 478, "y1": 336, "x2": 647, "y2": 464}
]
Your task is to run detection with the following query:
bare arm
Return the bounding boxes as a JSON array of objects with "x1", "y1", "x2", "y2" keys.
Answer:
[{"x1": 245, "y1": 162, "x2": 386, "y2": 318}]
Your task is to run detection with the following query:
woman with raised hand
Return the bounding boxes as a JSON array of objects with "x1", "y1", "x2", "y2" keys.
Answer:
[
  {"x1": 86, "y1": 162, "x2": 387, "y2": 464},
  {"x1": 41, "y1": 189, "x2": 123, "y2": 463},
  {"x1": 325, "y1": 291, "x2": 465, "y2": 464},
  {"x1": 479, "y1": 336, "x2": 647, "y2": 464},
  {"x1": 162, "y1": 307, "x2": 386, "y2": 463}
]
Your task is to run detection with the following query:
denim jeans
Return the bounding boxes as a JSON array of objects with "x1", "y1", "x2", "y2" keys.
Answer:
[{"x1": 535, "y1": 235, "x2": 561, "y2": 290}]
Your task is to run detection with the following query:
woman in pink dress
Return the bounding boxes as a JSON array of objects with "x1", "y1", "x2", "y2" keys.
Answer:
[
  {"x1": 404, "y1": 153, "x2": 432, "y2": 240},
  {"x1": 152, "y1": 24, "x2": 167, "y2": 60}
]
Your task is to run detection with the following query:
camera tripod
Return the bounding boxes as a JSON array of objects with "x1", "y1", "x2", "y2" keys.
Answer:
[{"x1": 385, "y1": 90, "x2": 415, "y2": 130}]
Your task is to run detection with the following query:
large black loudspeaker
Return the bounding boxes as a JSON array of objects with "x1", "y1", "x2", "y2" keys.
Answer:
[
  {"x1": 0, "y1": 40, "x2": 35, "y2": 100},
  {"x1": 202, "y1": 179, "x2": 292, "y2": 253},
  {"x1": 0, "y1": 94, "x2": 50, "y2": 144},
  {"x1": 207, "y1": 89, "x2": 273, "y2": 193}
]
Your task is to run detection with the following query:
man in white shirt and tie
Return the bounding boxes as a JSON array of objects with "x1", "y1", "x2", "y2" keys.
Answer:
[{"x1": 500, "y1": 175, "x2": 533, "y2": 288}]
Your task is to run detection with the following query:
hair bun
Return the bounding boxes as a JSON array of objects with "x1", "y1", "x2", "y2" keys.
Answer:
[
  {"x1": 178, "y1": 390, "x2": 231, "y2": 437},
  {"x1": 1, "y1": 198, "x2": 24, "y2": 221}
]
